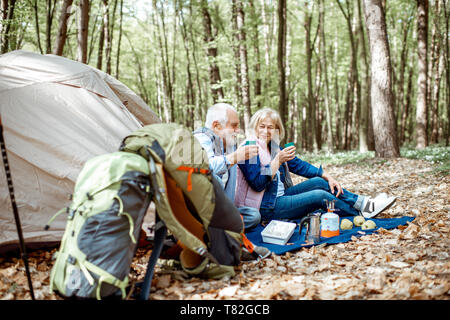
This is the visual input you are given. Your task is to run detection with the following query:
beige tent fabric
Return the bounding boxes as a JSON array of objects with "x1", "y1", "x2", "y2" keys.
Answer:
[{"x1": 0, "y1": 50, "x2": 160, "y2": 250}]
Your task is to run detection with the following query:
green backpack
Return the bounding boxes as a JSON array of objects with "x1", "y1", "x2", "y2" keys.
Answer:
[
  {"x1": 48, "y1": 152, "x2": 152, "y2": 299},
  {"x1": 119, "y1": 123, "x2": 244, "y2": 278},
  {"x1": 48, "y1": 123, "x2": 244, "y2": 300}
]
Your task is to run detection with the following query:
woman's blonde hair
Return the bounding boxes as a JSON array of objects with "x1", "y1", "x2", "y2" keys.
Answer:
[{"x1": 248, "y1": 108, "x2": 285, "y2": 142}]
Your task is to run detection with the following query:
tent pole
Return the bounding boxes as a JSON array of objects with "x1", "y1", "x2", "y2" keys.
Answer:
[{"x1": 0, "y1": 116, "x2": 35, "y2": 300}]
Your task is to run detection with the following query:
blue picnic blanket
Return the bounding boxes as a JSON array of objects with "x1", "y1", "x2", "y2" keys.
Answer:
[{"x1": 245, "y1": 216, "x2": 416, "y2": 255}]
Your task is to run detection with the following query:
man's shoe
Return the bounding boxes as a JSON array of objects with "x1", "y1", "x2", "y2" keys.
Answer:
[
  {"x1": 241, "y1": 245, "x2": 271, "y2": 261},
  {"x1": 360, "y1": 193, "x2": 396, "y2": 218}
]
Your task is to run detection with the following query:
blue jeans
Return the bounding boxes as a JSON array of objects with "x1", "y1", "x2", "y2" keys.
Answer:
[
  {"x1": 260, "y1": 177, "x2": 364, "y2": 221},
  {"x1": 238, "y1": 206, "x2": 261, "y2": 230}
]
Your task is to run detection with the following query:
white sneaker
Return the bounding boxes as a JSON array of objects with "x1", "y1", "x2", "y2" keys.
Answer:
[{"x1": 360, "y1": 194, "x2": 397, "y2": 218}]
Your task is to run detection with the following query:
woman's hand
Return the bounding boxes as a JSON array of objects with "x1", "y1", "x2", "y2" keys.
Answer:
[
  {"x1": 270, "y1": 146, "x2": 296, "y2": 179},
  {"x1": 277, "y1": 146, "x2": 296, "y2": 164},
  {"x1": 322, "y1": 171, "x2": 344, "y2": 198}
]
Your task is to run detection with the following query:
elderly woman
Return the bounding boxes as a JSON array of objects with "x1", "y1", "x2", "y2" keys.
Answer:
[{"x1": 234, "y1": 108, "x2": 396, "y2": 222}]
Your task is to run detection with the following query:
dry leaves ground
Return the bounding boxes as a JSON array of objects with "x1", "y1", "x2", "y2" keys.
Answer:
[{"x1": 1, "y1": 157, "x2": 448, "y2": 300}]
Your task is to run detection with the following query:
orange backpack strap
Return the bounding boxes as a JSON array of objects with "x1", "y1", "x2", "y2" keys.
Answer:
[
  {"x1": 176, "y1": 166, "x2": 210, "y2": 191},
  {"x1": 241, "y1": 233, "x2": 254, "y2": 253}
]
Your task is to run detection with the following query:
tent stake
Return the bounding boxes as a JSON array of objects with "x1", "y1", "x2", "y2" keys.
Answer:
[{"x1": 0, "y1": 116, "x2": 35, "y2": 300}]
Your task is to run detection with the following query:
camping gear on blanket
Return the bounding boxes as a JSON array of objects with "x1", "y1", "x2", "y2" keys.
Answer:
[
  {"x1": 321, "y1": 200, "x2": 340, "y2": 238},
  {"x1": 0, "y1": 50, "x2": 160, "y2": 253},
  {"x1": 120, "y1": 124, "x2": 244, "y2": 285},
  {"x1": 298, "y1": 212, "x2": 321, "y2": 244},
  {"x1": 261, "y1": 220, "x2": 297, "y2": 245},
  {"x1": 246, "y1": 216, "x2": 416, "y2": 255},
  {"x1": 48, "y1": 152, "x2": 152, "y2": 300},
  {"x1": 0, "y1": 116, "x2": 35, "y2": 300}
]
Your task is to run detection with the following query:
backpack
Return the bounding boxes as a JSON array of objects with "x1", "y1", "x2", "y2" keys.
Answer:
[
  {"x1": 48, "y1": 123, "x2": 244, "y2": 300},
  {"x1": 48, "y1": 152, "x2": 152, "y2": 299},
  {"x1": 119, "y1": 123, "x2": 244, "y2": 278}
]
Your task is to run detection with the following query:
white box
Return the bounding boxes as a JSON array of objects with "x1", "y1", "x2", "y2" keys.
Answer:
[{"x1": 261, "y1": 220, "x2": 297, "y2": 245}]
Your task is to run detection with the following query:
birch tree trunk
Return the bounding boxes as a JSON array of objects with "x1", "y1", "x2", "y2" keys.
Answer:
[
  {"x1": 363, "y1": 0, "x2": 399, "y2": 157},
  {"x1": 415, "y1": 0, "x2": 428, "y2": 149}
]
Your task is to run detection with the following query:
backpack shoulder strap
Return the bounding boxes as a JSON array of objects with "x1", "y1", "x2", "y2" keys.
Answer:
[{"x1": 139, "y1": 216, "x2": 167, "y2": 300}]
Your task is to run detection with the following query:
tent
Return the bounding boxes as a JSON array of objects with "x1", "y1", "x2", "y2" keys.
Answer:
[{"x1": 0, "y1": 50, "x2": 161, "y2": 252}]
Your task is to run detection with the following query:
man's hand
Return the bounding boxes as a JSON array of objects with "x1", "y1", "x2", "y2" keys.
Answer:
[
  {"x1": 226, "y1": 145, "x2": 258, "y2": 165},
  {"x1": 322, "y1": 171, "x2": 344, "y2": 198}
]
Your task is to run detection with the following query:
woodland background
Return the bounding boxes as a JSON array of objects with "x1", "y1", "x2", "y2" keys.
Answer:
[
  {"x1": 0, "y1": 0, "x2": 448, "y2": 157},
  {"x1": 0, "y1": 0, "x2": 449, "y2": 301}
]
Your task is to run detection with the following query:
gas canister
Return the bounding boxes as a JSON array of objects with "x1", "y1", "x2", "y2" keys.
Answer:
[{"x1": 320, "y1": 212, "x2": 340, "y2": 237}]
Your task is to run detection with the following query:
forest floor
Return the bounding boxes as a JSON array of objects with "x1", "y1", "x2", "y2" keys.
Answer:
[{"x1": 0, "y1": 146, "x2": 449, "y2": 300}]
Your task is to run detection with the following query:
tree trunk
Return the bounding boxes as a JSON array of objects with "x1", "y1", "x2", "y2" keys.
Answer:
[
  {"x1": 46, "y1": 0, "x2": 57, "y2": 54},
  {"x1": 249, "y1": 0, "x2": 262, "y2": 108},
  {"x1": 115, "y1": 0, "x2": 123, "y2": 79},
  {"x1": 236, "y1": 0, "x2": 252, "y2": 131},
  {"x1": 97, "y1": 14, "x2": 105, "y2": 70},
  {"x1": 106, "y1": 0, "x2": 118, "y2": 75},
  {"x1": 400, "y1": 66, "x2": 414, "y2": 144},
  {"x1": 87, "y1": 14, "x2": 99, "y2": 64},
  {"x1": 178, "y1": 0, "x2": 195, "y2": 129},
  {"x1": 77, "y1": 0, "x2": 89, "y2": 64},
  {"x1": 304, "y1": 2, "x2": 317, "y2": 151},
  {"x1": 125, "y1": 32, "x2": 148, "y2": 103},
  {"x1": 363, "y1": 0, "x2": 399, "y2": 157},
  {"x1": 429, "y1": 0, "x2": 442, "y2": 144},
  {"x1": 188, "y1": 1, "x2": 205, "y2": 121},
  {"x1": 53, "y1": 0, "x2": 73, "y2": 56},
  {"x1": 152, "y1": 0, "x2": 171, "y2": 122},
  {"x1": 430, "y1": 51, "x2": 444, "y2": 143},
  {"x1": 231, "y1": 0, "x2": 243, "y2": 110},
  {"x1": 101, "y1": 0, "x2": 112, "y2": 74},
  {"x1": 357, "y1": 0, "x2": 370, "y2": 152},
  {"x1": 333, "y1": 29, "x2": 341, "y2": 150},
  {"x1": 395, "y1": 13, "x2": 412, "y2": 138},
  {"x1": 415, "y1": 0, "x2": 428, "y2": 149},
  {"x1": 1, "y1": 0, "x2": 16, "y2": 54},
  {"x1": 201, "y1": 0, "x2": 224, "y2": 102},
  {"x1": 33, "y1": 0, "x2": 44, "y2": 54},
  {"x1": 336, "y1": 0, "x2": 358, "y2": 151},
  {"x1": 277, "y1": 0, "x2": 288, "y2": 137},
  {"x1": 443, "y1": 0, "x2": 450, "y2": 146},
  {"x1": 319, "y1": 0, "x2": 333, "y2": 153}
]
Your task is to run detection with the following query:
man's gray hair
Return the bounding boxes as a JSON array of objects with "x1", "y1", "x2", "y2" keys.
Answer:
[{"x1": 205, "y1": 103, "x2": 237, "y2": 129}]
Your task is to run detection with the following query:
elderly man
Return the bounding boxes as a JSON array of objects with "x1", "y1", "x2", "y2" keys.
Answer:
[{"x1": 194, "y1": 103, "x2": 270, "y2": 260}]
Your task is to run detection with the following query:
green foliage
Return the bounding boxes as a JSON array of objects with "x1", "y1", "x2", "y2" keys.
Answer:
[
  {"x1": 1, "y1": 0, "x2": 448, "y2": 148},
  {"x1": 401, "y1": 144, "x2": 450, "y2": 176},
  {"x1": 299, "y1": 144, "x2": 450, "y2": 176},
  {"x1": 298, "y1": 150, "x2": 375, "y2": 166}
]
